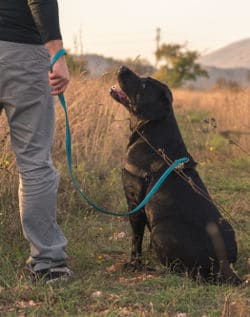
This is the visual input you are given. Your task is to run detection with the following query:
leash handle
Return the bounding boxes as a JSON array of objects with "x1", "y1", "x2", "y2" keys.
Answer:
[
  {"x1": 50, "y1": 52, "x2": 189, "y2": 216},
  {"x1": 49, "y1": 48, "x2": 67, "y2": 72}
]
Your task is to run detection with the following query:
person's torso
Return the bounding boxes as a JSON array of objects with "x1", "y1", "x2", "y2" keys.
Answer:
[{"x1": 0, "y1": 0, "x2": 42, "y2": 44}]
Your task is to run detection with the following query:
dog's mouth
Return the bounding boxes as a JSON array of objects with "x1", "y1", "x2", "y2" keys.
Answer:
[{"x1": 110, "y1": 85, "x2": 131, "y2": 107}]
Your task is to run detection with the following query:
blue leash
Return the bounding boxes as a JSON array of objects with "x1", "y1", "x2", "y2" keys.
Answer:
[{"x1": 50, "y1": 49, "x2": 189, "y2": 217}]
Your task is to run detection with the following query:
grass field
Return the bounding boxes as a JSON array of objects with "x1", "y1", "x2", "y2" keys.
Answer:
[{"x1": 0, "y1": 76, "x2": 249, "y2": 316}]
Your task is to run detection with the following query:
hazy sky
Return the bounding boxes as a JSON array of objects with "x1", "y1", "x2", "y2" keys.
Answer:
[{"x1": 58, "y1": 0, "x2": 250, "y2": 63}]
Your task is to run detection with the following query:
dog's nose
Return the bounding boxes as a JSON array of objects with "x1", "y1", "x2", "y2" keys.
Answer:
[{"x1": 118, "y1": 66, "x2": 129, "y2": 75}]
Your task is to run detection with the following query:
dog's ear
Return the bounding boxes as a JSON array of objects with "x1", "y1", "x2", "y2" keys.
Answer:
[{"x1": 135, "y1": 78, "x2": 173, "y2": 120}]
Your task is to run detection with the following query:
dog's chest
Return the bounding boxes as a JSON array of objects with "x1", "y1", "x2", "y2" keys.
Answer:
[{"x1": 126, "y1": 139, "x2": 153, "y2": 169}]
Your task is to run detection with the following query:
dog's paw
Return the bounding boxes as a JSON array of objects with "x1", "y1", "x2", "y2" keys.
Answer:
[
  {"x1": 123, "y1": 259, "x2": 156, "y2": 273},
  {"x1": 217, "y1": 272, "x2": 242, "y2": 286},
  {"x1": 123, "y1": 256, "x2": 145, "y2": 272},
  {"x1": 123, "y1": 260, "x2": 143, "y2": 272}
]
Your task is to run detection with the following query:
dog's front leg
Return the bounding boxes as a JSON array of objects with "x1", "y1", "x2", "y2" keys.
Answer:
[
  {"x1": 122, "y1": 168, "x2": 148, "y2": 270},
  {"x1": 127, "y1": 211, "x2": 148, "y2": 269}
]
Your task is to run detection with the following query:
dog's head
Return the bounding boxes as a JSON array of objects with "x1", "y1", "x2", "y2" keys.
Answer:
[{"x1": 110, "y1": 66, "x2": 173, "y2": 121}]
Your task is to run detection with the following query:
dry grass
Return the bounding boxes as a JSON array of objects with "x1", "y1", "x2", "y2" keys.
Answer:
[
  {"x1": 173, "y1": 88, "x2": 250, "y2": 153},
  {"x1": 53, "y1": 76, "x2": 129, "y2": 170}
]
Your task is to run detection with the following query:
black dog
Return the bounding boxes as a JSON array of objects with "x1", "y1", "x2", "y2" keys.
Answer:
[{"x1": 110, "y1": 66, "x2": 241, "y2": 284}]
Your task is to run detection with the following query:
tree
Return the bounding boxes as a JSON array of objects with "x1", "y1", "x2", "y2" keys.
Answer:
[{"x1": 154, "y1": 43, "x2": 208, "y2": 88}]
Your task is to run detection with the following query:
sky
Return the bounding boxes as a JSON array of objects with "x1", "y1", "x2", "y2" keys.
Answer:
[{"x1": 58, "y1": 0, "x2": 250, "y2": 64}]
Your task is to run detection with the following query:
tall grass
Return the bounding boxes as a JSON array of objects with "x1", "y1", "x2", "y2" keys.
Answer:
[{"x1": 174, "y1": 88, "x2": 250, "y2": 154}]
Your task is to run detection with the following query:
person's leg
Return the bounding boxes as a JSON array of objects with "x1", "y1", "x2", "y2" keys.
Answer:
[{"x1": 0, "y1": 41, "x2": 68, "y2": 272}]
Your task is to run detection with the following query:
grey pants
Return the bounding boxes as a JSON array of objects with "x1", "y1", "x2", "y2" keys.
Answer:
[{"x1": 0, "y1": 41, "x2": 67, "y2": 271}]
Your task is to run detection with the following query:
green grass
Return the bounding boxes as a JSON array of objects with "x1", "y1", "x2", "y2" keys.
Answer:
[{"x1": 0, "y1": 108, "x2": 249, "y2": 316}]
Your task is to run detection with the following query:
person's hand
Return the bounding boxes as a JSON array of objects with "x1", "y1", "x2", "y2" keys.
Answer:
[{"x1": 48, "y1": 55, "x2": 70, "y2": 95}]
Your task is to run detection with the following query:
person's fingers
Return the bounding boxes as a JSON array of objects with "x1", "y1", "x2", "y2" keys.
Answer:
[
  {"x1": 48, "y1": 56, "x2": 70, "y2": 95},
  {"x1": 48, "y1": 71, "x2": 69, "y2": 80},
  {"x1": 49, "y1": 77, "x2": 68, "y2": 89},
  {"x1": 48, "y1": 72, "x2": 69, "y2": 95},
  {"x1": 50, "y1": 83, "x2": 69, "y2": 95}
]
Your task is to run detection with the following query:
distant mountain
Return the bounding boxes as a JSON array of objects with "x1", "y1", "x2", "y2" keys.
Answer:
[
  {"x1": 199, "y1": 38, "x2": 250, "y2": 69},
  {"x1": 184, "y1": 38, "x2": 250, "y2": 89},
  {"x1": 83, "y1": 54, "x2": 155, "y2": 78},
  {"x1": 83, "y1": 54, "x2": 119, "y2": 77}
]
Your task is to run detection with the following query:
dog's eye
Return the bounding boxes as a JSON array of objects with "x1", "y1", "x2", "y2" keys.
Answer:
[{"x1": 141, "y1": 83, "x2": 146, "y2": 89}]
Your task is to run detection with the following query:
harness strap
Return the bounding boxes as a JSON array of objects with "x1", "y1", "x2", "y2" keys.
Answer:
[
  {"x1": 50, "y1": 49, "x2": 189, "y2": 217},
  {"x1": 124, "y1": 162, "x2": 149, "y2": 180}
]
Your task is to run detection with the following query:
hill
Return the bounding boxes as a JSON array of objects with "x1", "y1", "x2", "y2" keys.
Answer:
[
  {"x1": 199, "y1": 38, "x2": 250, "y2": 69},
  {"x1": 82, "y1": 54, "x2": 155, "y2": 77},
  {"x1": 187, "y1": 38, "x2": 250, "y2": 89},
  {"x1": 83, "y1": 54, "x2": 120, "y2": 77}
]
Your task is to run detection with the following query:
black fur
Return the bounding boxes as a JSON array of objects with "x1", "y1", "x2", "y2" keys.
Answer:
[{"x1": 110, "y1": 66, "x2": 241, "y2": 284}]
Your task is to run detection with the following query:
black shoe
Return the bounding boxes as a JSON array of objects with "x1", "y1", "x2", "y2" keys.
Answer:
[{"x1": 27, "y1": 265, "x2": 73, "y2": 284}]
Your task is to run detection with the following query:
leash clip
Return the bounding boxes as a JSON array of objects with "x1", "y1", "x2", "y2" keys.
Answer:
[{"x1": 175, "y1": 159, "x2": 189, "y2": 170}]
